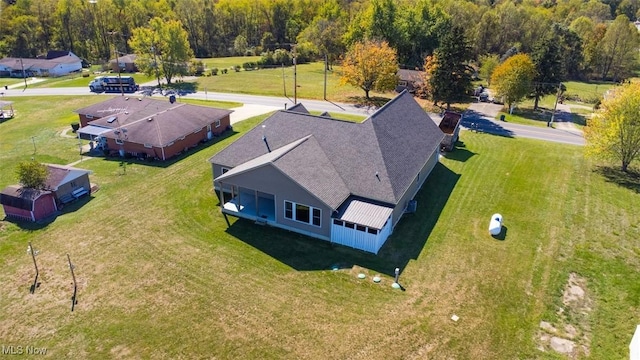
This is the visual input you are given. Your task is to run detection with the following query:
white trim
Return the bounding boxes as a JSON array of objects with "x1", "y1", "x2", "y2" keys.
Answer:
[
  {"x1": 115, "y1": 138, "x2": 124, "y2": 145},
  {"x1": 215, "y1": 119, "x2": 221, "y2": 128},
  {"x1": 144, "y1": 143, "x2": 153, "y2": 148}
]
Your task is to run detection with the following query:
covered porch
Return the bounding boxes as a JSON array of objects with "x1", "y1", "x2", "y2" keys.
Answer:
[{"x1": 219, "y1": 185, "x2": 276, "y2": 223}]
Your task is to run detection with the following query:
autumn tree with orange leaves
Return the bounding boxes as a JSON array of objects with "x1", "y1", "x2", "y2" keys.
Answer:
[{"x1": 340, "y1": 40, "x2": 399, "y2": 100}]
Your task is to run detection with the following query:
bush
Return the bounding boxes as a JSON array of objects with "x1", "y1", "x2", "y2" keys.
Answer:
[
  {"x1": 71, "y1": 122, "x2": 80, "y2": 132},
  {"x1": 82, "y1": 72, "x2": 90, "y2": 78},
  {"x1": 233, "y1": 65, "x2": 240, "y2": 72},
  {"x1": 222, "y1": 68, "x2": 228, "y2": 74},
  {"x1": 243, "y1": 62, "x2": 256, "y2": 71},
  {"x1": 211, "y1": 68, "x2": 218, "y2": 76}
]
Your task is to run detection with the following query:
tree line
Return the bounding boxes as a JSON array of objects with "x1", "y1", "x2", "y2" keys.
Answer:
[{"x1": 0, "y1": 0, "x2": 638, "y2": 82}]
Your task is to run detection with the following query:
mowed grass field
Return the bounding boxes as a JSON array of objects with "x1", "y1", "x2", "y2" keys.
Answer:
[{"x1": 1, "y1": 96, "x2": 639, "y2": 359}]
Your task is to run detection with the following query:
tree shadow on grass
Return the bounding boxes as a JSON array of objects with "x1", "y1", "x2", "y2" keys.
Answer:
[
  {"x1": 224, "y1": 163, "x2": 460, "y2": 276},
  {"x1": 461, "y1": 109, "x2": 515, "y2": 138},
  {"x1": 441, "y1": 141, "x2": 476, "y2": 162},
  {"x1": 593, "y1": 166, "x2": 640, "y2": 193}
]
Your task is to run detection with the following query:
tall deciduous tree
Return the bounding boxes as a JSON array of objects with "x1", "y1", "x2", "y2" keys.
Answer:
[
  {"x1": 479, "y1": 54, "x2": 500, "y2": 86},
  {"x1": 16, "y1": 161, "x2": 48, "y2": 190},
  {"x1": 597, "y1": 15, "x2": 640, "y2": 81},
  {"x1": 340, "y1": 40, "x2": 398, "y2": 100},
  {"x1": 129, "y1": 17, "x2": 194, "y2": 85},
  {"x1": 585, "y1": 82, "x2": 640, "y2": 171},
  {"x1": 490, "y1": 53, "x2": 536, "y2": 112},
  {"x1": 425, "y1": 25, "x2": 473, "y2": 109},
  {"x1": 530, "y1": 35, "x2": 564, "y2": 110}
]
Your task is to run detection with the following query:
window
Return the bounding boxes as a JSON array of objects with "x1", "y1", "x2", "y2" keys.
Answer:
[
  {"x1": 284, "y1": 200, "x2": 321, "y2": 227},
  {"x1": 356, "y1": 225, "x2": 366, "y2": 232},
  {"x1": 333, "y1": 219, "x2": 343, "y2": 226},
  {"x1": 207, "y1": 125, "x2": 212, "y2": 132},
  {"x1": 285, "y1": 201, "x2": 293, "y2": 219},
  {"x1": 86, "y1": 115, "x2": 94, "y2": 119},
  {"x1": 295, "y1": 204, "x2": 310, "y2": 223},
  {"x1": 115, "y1": 138, "x2": 124, "y2": 145},
  {"x1": 144, "y1": 143, "x2": 153, "y2": 148},
  {"x1": 221, "y1": 167, "x2": 230, "y2": 174},
  {"x1": 345, "y1": 222, "x2": 355, "y2": 229},
  {"x1": 367, "y1": 228, "x2": 378, "y2": 235},
  {"x1": 215, "y1": 119, "x2": 221, "y2": 128}
]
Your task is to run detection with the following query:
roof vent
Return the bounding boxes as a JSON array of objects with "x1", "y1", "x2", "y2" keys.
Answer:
[
  {"x1": 375, "y1": 171, "x2": 380, "y2": 181},
  {"x1": 147, "y1": 117, "x2": 153, "y2": 122},
  {"x1": 125, "y1": 97, "x2": 129, "y2": 101},
  {"x1": 138, "y1": 97, "x2": 143, "y2": 101},
  {"x1": 107, "y1": 116, "x2": 117, "y2": 123},
  {"x1": 262, "y1": 136, "x2": 271, "y2": 153}
]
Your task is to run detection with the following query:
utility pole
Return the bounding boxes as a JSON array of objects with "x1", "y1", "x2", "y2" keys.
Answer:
[
  {"x1": 152, "y1": 44, "x2": 161, "y2": 89},
  {"x1": 549, "y1": 82, "x2": 562, "y2": 127},
  {"x1": 293, "y1": 49, "x2": 297, "y2": 105},
  {"x1": 18, "y1": 58, "x2": 27, "y2": 89},
  {"x1": 324, "y1": 54, "x2": 327, "y2": 101}
]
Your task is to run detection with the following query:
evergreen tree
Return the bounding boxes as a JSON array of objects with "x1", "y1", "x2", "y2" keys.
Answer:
[
  {"x1": 530, "y1": 35, "x2": 564, "y2": 110},
  {"x1": 426, "y1": 25, "x2": 473, "y2": 109}
]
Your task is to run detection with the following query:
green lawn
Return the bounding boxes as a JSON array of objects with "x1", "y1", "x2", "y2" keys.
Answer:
[
  {"x1": 193, "y1": 60, "x2": 393, "y2": 103},
  {"x1": 0, "y1": 97, "x2": 638, "y2": 359},
  {"x1": 197, "y1": 55, "x2": 262, "y2": 70}
]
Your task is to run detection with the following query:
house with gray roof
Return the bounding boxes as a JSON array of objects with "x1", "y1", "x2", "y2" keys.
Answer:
[
  {"x1": 75, "y1": 97, "x2": 232, "y2": 161},
  {"x1": 0, "y1": 51, "x2": 82, "y2": 77},
  {"x1": 208, "y1": 91, "x2": 444, "y2": 254}
]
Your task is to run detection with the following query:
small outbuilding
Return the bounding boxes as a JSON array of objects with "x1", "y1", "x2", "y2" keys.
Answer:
[
  {"x1": 1, "y1": 186, "x2": 57, "y2": 222},
  {"x1": 0, "y1": 164, "x2": 92, "y2": 222}
]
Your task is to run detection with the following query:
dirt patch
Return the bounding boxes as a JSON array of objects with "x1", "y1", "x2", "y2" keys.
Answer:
[{"x1": 537, "y1": 272, "x2": 592, "y2": 358}]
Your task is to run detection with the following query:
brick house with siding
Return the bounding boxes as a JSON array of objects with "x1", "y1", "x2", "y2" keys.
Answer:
[{"x1": 75, "y1": 97, "x2": 232, "y2": 161}]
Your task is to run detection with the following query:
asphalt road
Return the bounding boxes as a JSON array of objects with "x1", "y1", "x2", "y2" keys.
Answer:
[{"x1": 1, "y1": 86, "x2": 585, "y2": 146}]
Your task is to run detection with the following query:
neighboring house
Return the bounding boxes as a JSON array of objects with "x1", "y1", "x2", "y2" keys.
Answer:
[
  {"x1": 0, "y1": 51, "x2": 82, "y2": 77},
  {"x1": 0, "y1": 164, "x2": 91, "y2": 222},
  {"x1": 110, "y1": 54, "x2": 138, "y2": 73},
  {"x1": 396, "y1": 69, "x2": 424, "y2": 93},
  {"x1": 75, "y1": 97, "x2": 232, "y2": 161},
  {"x1": 209, "y1": 91, "x2": 444, "y2": 254}
]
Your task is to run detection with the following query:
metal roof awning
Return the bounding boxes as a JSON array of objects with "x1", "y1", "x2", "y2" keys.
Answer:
[
  {"x1": 336, "y1": 199, "x2": 393, "y2": 230},
  {"x1": 77, "y1": 125, "x2": 112, "y2": 137}
]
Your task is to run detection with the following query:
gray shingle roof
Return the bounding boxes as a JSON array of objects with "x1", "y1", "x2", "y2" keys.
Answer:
[{"x1": 209, "y1": 91, "x2": 444, "y2": 209}]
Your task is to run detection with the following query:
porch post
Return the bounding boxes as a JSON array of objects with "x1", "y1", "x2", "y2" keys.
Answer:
[
  {"x1": 255, "y1": 191, "x2": 259, "y2": 217},
  {"x1": 217, "y1": 181, "x2": 224, "y2": 212}
]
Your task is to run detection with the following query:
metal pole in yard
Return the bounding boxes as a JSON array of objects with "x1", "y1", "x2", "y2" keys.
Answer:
[
  {"x1": 28, "y1": 242, "x2": 39, "y2": 294},
  {"x1": 67, "y1": 254, "x2": 77, "y2": 311}
]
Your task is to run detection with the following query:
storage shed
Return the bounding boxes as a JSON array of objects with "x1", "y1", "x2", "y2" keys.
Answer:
[{"x1": 1, "y1": 186, "x2": 58, "y2": 222}]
